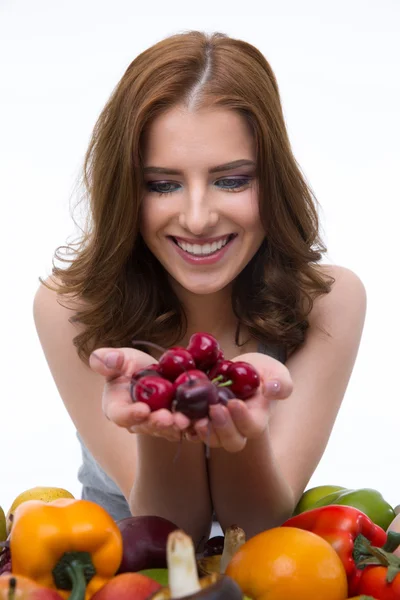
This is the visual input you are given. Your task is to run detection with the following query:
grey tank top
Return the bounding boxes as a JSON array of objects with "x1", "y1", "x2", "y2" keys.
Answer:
[{"x1": 77, "y1": 342, "x2": 286, "y2": 521}]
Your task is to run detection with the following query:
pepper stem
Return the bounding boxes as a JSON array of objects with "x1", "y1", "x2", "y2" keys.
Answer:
[
  {"x1": 52, "y1": 551, "x2": 96, "y2": 600},
  {"x1": 354, "y1": 534, "x2": 400, "y2": 584}
]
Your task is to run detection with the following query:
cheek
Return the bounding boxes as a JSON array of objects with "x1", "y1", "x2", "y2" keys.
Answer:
[
  {"x1": 225, "y1": 190, "x2": 262, "y2": 231},
  {"x1": 140, "y1": 197, "x2": 170, "y2": 239}
]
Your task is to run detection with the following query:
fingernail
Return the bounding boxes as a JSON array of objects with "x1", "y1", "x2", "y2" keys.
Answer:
[
  {"x1": 210, "y1": 405, "x2": 227, "y2": 426},
  {"x1": 265, "y1": 380, "x2": 281, "y2": 395},
  {"x1": 105, "y1": 351, "x2": 121, "y2": 369}
]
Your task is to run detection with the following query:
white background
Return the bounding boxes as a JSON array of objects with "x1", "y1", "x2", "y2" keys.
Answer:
[{"x1": 1, "y1": 0, "x2": 399, "y2": 516}]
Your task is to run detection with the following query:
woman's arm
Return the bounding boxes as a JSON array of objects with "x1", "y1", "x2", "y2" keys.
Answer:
[
  {"x1": 33, "y1": 281, "x2": 212, "y2": 543},
  {"x1": 208, "y1": 266, "x2": 367, "y2": 537},
  {"x1": 129, "y1": 434, "x2": 213, "y2": 543}
]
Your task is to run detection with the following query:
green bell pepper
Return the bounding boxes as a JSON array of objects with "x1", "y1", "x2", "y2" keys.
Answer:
[{"x1": 310, "y1": 487, "x2": 395, "y2": 530}]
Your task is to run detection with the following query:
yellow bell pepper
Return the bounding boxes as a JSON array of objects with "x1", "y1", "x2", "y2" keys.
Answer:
[{"x1": 10, "y1": 498, "x2": 123, "y2": 600}]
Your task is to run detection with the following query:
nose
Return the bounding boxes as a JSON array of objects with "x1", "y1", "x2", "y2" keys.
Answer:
[{"x1": 178, "y1": 186, "x2": 219, "y2": 235}]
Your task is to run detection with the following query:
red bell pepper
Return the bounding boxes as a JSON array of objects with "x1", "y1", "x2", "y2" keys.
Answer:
[{"x1": 283, "y1": 504, "x2": 400, "y2": 596}]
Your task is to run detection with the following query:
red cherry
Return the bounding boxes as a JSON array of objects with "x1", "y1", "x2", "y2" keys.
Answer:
[
  {"x1": 174, "y1": 369, "x2": 209, "y2": 387},
  {"x1": 130, "y1": 366, "x2": 161, "y2": 401},
  {"x1": 226, "y1": 361, "x2": 260, "y2": 399},
  {"x1": 208, "y1": 359, "x2": 233, "y2": 381},
  {"x1": 133, "y1": 375, "x2": 175, "y2": 411},
  {"x1": 187, "y1": 333, "x2": 220, "y2": 371},
  {"x1": 158, "y1": 347, "x2": 196, "y2": 381}
]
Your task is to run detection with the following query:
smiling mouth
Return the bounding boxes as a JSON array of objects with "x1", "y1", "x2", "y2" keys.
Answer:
[{"x1": 170, "y1": 234, "x2": 237, "y2": 257}]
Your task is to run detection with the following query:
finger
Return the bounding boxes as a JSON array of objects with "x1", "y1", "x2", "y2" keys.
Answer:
[
  {"x1": 262, "y1": 377, "x2": 292, "y2": 401},
  {"x1": 105, "y1": 398, "x2": 151, "y2": 429},
  {"x1": 208, "y1": 404, "x2": 247, "y2": 452},
  {"x1": 232, "y1": 353, "x2": 293, "y2": 400},
  {"x1": 90, "y1": 347, "x2": 157, "y2": 380},
  {"x1": 227, "y1": 399, "x2": 266, "y2": 439},
  {"x1": 172, "y1": 411, "x2": 192, "y2": 431},
  {"x1": 193, "y1": 419, "x2": 221, "y2": 448},
  {"x1": 183, "y1": 425, "x2": 202, "y2": 443},
  {"x1": 129, "y1": 421, "x2": 181, "y2": 442},
  {"x1": 147, "y1": 408, "x2": 175, "y2": 429},
  {"x1": 184, "y1": 431, "x2": 202, "y2": 443},
  {"x1": 147, "y1": 409, "x2": 185, "y2": 442}
]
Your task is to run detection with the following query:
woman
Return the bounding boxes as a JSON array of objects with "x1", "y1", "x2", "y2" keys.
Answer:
[{"x1": 33, "y1": 30, "x2": 366, "y2": 546}]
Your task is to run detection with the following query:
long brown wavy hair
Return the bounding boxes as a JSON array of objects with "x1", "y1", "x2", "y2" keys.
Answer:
[{"x1": 43, "y1": 30, "x2": 334, "y2": 363}]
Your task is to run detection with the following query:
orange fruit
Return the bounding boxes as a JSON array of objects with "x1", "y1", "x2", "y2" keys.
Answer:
[{"x1": 225, "y1": 526, "x2": 348, "y2": 600}]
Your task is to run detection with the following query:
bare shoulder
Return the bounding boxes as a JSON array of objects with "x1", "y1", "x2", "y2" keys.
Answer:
[
  {"x1": 33, "y1": 277, "x2": 137, "y2": 500},
  {"x1": 34, "y1": 276, "x2": 82, "y2": 316},
  {"x1": 310, "y1": 264, "x2": 367, "y2": 332},
  {"x1": 319, "y1": 263, "x2": 366, "y2": 298},
  {"x1": 33, "y1": 276, "x2": 86, "y2": 341}
]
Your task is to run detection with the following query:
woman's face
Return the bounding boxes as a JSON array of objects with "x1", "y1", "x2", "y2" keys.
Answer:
[{"x1": 140, "y1": 104, "x2": 265, "y2": 296}]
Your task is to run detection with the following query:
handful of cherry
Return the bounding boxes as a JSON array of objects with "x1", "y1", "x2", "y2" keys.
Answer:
[{"x1": 130, "y1": 333, "x2": 260, "y2": 420}]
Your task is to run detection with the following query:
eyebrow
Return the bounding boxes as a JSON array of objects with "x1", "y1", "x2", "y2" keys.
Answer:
[{"x1": 143, "y1": 159, "x2": 256, "y2": 175}]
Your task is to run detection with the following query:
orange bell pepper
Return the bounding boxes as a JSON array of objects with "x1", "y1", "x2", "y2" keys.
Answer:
[{"x1": 9, "y1": 498, "x2": 123, "y2": 600}]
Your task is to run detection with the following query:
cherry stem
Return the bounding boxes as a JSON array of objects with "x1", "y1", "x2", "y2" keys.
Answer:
[
  {"x1": 217, "y1": 380, "x2": 233, "y2": 388},
  {"x1": 91, "y1": 352, "x2": 133, "y2": 386},
  {"x1": 132, "y1": 339, "x2": 196, "y2": 385},
  {"x1": 205, "y1": 422, "x2": 211, "y2": 459},
  {"x1": 131, "y1": 339, "x2": 167, "y2": 355},
  {"x1": 211, "y1": 375, "x2": 224, "y2": 384},
  {"x1": 173, "y1": 434, "x2": 183, "y2": 463},
  {"x1": 132, "y1": 378, "x2": 154, "y2": 396}
]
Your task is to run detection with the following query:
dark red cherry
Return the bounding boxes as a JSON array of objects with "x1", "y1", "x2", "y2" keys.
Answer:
[
  {"x1": 173, "y1": 379, "x2": 219, "y2": 419},
  {"x1": 216, "y1": 387, "x2": 236, "y2": 405},
  {"x1": 133, "y1": 375, "x2": 175, "y2": 411},
  {"x1": 226, "y1": 361, "x2": 260, "y2": 399},
  {"x1": 158, "y1": 347, "x2": 196, "y2": 381},
  {"x1": 174, "y1": 369, "x2": 209, "y2": 387},
  {"x1": 187, "y1": 333, "x2": 220, "y2": 371},
  {"x1": 208, "y1": 359, "x2": 233, "y2": 381}
]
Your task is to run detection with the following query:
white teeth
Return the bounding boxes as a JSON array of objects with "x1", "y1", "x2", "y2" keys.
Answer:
[{"x1": 176, "y1": 236, "x2": 230, "y2": 256}]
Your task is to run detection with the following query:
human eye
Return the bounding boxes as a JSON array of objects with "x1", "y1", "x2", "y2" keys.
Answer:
[
  {"x1": 146, "y1": 181, "x2": 182, "y2": 195},
  {"x1": 214, "y1": 177, "x2": 253, "y2": 192}
]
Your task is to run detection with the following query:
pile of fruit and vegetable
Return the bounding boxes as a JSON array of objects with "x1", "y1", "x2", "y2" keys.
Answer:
[
  {"x1": 1, "y1": 484, "x2": 400, "y2": 600},
  {"x1": 2, "y1": 333, "x2": 400, "y2": 599}
]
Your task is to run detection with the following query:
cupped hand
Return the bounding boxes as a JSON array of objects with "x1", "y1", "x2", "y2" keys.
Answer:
[
  {"x1": 191, "y1": 352, "x2": 293, "y2": 452},
  {"x1": 89, "y1": 347, "x2": 191, "y2": 442}
]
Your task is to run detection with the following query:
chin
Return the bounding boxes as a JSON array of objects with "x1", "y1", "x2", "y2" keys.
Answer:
[{"x1": 173, "y1": 275, "x2": 233, "y2": 297}]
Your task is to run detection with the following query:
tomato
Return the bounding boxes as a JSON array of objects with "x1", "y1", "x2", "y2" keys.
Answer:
[
  {"x1": 356, "y1": 566, "x2": 400, "y2": 600},
  {"x1": 0, "y1": 574, "x2": 63, "y2": 600},
  {"x1": 225, "y1": 526, "x2": 348, "y2": 600},
  {"x1": 347, "y1": 596, "x2": 378, "y2": 599}
]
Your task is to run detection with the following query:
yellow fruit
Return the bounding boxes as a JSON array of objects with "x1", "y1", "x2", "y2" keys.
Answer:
[
  {"x1": 225, "y1": 527, "x2": 348, "y2": 600},
  {"x1": 293, "y1": 485, "x2": 346, "y2": 515},
  {"x1": 6, "y1": 486, "x2": 75, "y2": 533},
  {"x1": 0, "y1": 505, "x2": 6, "y2": 541}
]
